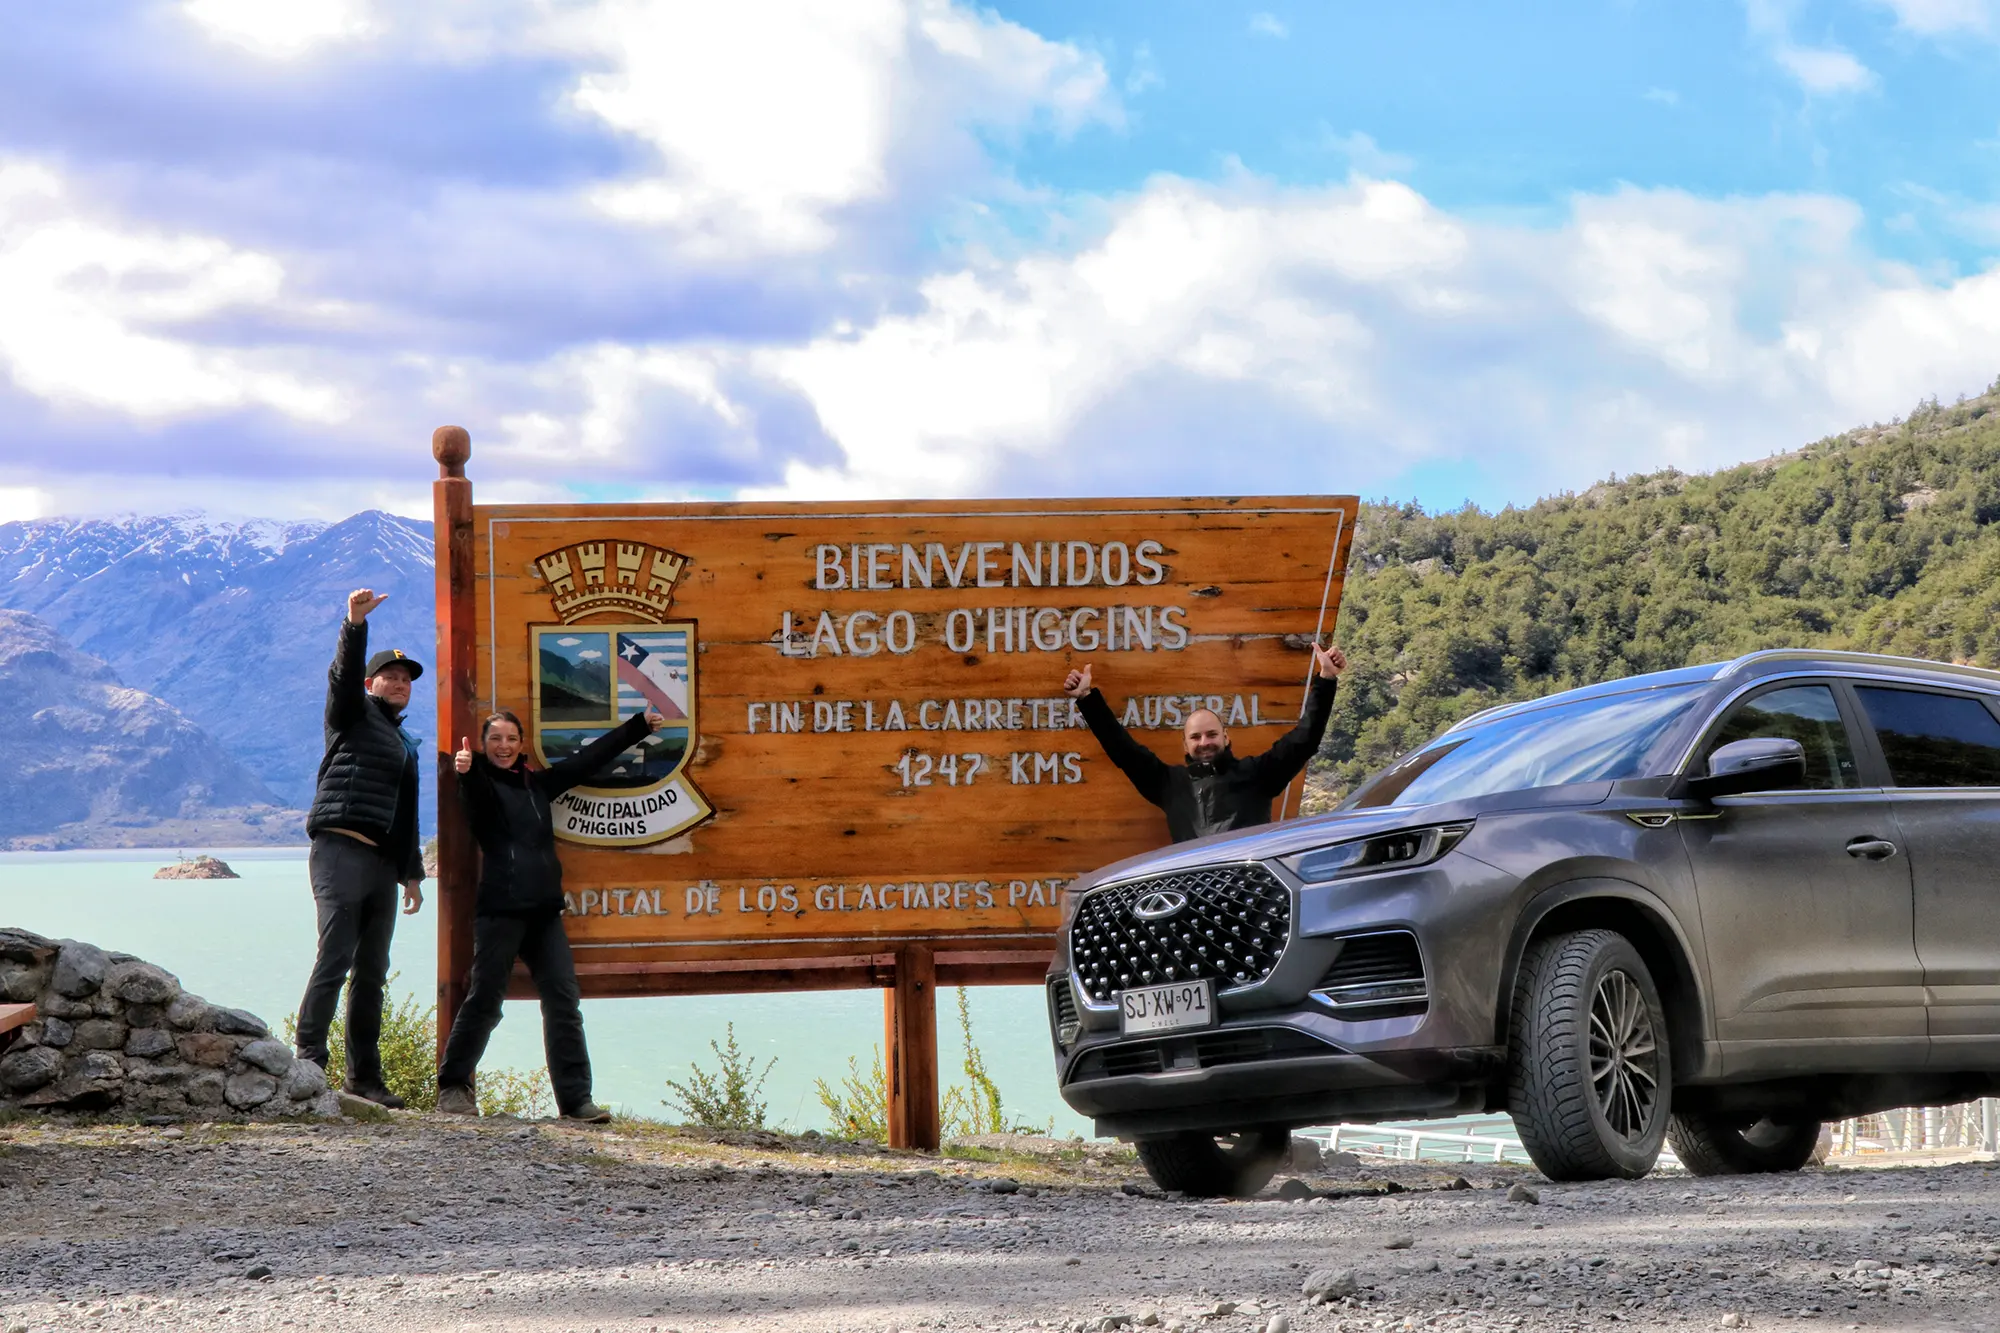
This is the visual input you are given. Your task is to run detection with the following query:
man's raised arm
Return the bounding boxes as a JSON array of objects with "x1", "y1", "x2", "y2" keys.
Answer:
[
  {"x1": 326, "y1": 588, "x2": 387, "y2": 732},
  {"x1": 1246, "y1": 643, "x2": 1347, "y2": 797},
  {"x1": 1065, "y1": 663, "x2": 1171, "y2": 807}
]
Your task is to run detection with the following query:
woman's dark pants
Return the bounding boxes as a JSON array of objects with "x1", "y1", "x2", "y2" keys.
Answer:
[{"x1": 439, "y1": 909, "x2": 593, "y2": 1112}]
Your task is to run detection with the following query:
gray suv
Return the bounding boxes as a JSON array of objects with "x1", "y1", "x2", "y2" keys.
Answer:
[{"x1": 1046, "y1": 649, "x2": 2000, "y2": 1195}]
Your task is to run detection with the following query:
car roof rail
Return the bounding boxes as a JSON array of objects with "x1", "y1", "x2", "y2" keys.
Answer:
[{"x1": 1718, "y1": 647, "x2": 2000, "y2": 684}]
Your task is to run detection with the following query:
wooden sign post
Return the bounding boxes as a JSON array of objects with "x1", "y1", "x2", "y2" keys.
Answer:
[{"x1": 430, "y1": 428, "x2": 1358, "y2": 1149}]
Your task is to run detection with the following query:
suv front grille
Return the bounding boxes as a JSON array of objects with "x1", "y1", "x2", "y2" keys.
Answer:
[
  {"x1": 1068, "y1": 1026, "x2": 1333, "y2": 1082},
  {"x1": 1069, "y1": 864, "x2": 1292, "y2": 1003},
  {"x1": 1313, "y1": 930, "x2": 1427, "y2": 1016}
]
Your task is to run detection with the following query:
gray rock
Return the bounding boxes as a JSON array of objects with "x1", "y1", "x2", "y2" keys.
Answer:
[
  {"x1": 1385, "y1": 1233, "x2": 1415, "y2": 1250},
  {"x1": 126, "y1": 1085, "x2": 192, "y2": 1119},
  {"x1": 34, "y1": 1015, "x2": 74, "y2": 1048},
  {"x1": 1507, "y1": 1183, "x2": 1541, "y2": 1204},
  {"x1": 21, "y1": 1050, "x2": 123, "y2": 1108},
  {"x1": 186, "y1": 1070, "x2": 226, "y2": 1107},
  {"x1": 307, "y1": 1089, "x2": 342, "y2": 1117},
  {"x1": 165, "y1": 993, "x2": 214, "y2": 1031},
  {"x1": 238, "y1": 1038, "x2": 294, "y2": 1076},
  {"x1": 1276, "y1": 1177, "x2": 1315, "y2": 1202},
  {"x1": 224, "y1": 1070, "x2": 279, "y2": 1109},
  {"x1": 123, "y1": 1058, "x2": 187, "y2": 1085},
  {"x1": 124, "y1": 1027, "x2": 176, "y2": 1059},
  {"x1": 988, "y1": 1177, "x2": 1020, "y2": 1194},
  {"x1": 105, "y1": 960, "x2": 180, "y2": 1005},
  {"x1": 0, "y1": 926, "x2": 55, "y2": 962},
  {"x1": 0, "y1": 1044, "x2": 63, "y2": 1093},
  {"x1": 1303, "y1": 1267, "x2": 1359, "y2": 1303},
  {"x1": 50, "y1": 940, "x2": 109, "y2": 997},
  {"x1": 1289, "y1": 1137, "x2": 1324, "y2": 1172},
  {"x1": 71, "y1": 1018, "x2": 129, "y2": 1051},
  {"x1": 282, "y1": 1058, "x2": 328, "y2": 1100},
  {"x1": 1324, "y1": 1150, "x2": 1361, "y2": 1170},
  {"x1": 38, "y1": 993, "x2": 94, "y2": 1021},
  {"x1": 1263, "y1": 1317, "x2": 1291, "y2": 1333},
  {"x1": 0, "y1": 959, "x2": 47, "y2": 1002},
  {"x1": 211, "y1": 1007, "x2": 270, "y2": 1037}
]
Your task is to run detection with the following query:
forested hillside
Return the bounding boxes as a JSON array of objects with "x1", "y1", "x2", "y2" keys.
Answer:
[{"x1": 1321, "y1": 377, "x2": 2000, "y2": 795}]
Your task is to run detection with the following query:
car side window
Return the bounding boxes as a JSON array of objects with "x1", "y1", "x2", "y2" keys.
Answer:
[
  {"x1": 1703, "y1": 684, "x2": 1857, "y2": 789},
  {"x1": 1853, "y1": 686, "x2": 2000, "y2": 788}
]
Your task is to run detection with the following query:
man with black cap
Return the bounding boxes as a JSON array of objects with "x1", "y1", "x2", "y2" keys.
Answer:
[{"x1": 294, "y1": 587, "x2": 427, "y2": 1107}]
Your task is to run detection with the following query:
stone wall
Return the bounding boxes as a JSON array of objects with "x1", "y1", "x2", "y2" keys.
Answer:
[{"x1": 0, "y1": 927, "x2": 338, "y2": 1120}]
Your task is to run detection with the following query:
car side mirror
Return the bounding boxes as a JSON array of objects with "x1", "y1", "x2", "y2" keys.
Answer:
[{"x1": 1683, "y1": 737, "x2": 1807, "y2": 801}]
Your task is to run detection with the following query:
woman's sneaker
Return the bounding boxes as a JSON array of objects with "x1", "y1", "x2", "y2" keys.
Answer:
[
  {"x1": 437, "y1": 1084, "x2": 478, "y2": 1116},
  {"x1": 561, "y1": 1101, "x2": 612, "y2": 1124}
]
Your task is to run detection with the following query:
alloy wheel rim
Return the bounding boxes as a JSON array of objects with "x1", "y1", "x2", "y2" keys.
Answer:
[{"x1": 1587, "y1": 968, "x2": 1659, "y2": 1140}]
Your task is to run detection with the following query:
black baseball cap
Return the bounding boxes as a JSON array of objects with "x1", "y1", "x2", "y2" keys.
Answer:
[{"x1": 365, "y1": 648, "x2": 424, "y2": 681}]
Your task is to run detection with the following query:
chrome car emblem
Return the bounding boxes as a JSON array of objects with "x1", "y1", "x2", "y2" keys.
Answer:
[{"x1": 1132, "y1": 889, "x2": 1188, "y2": 921}]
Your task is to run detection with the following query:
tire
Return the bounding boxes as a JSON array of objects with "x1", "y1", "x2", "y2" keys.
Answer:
[
  {"x1": 1667, "y1": 1113, "x2": 1821, "y2": 1175},
  {"x1": 1507, "y1": 928, "x2": 1672, "y2": 1181},
  {"x1": 1134, "y1": 1127, "x2": 1290, "y2": 1198}
]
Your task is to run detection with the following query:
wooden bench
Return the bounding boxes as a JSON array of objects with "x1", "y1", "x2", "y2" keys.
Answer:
[{"x1": 0, "y1": 1002, "x2": 36, "y2": 1052}]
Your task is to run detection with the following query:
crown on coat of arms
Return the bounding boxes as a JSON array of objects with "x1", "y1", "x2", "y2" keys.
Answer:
[{"x1": 535, "y1": 541, "x2": 688, "y2": 625}]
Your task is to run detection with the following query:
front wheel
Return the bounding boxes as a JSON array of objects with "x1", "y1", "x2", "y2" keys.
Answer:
[
  {"x1": 1667, "y1": 1113, "x2": 1821, "y2": 1175},
  {"x1": 1134, "y1": 1127, "x2": 1289, "y2": 1198},
  {"x1": 1507, "y1": 928, "x2": 1672, "y2": 1181}
]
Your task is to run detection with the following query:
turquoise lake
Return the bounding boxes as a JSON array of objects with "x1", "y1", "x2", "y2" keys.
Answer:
[{"x1": 0, "y1": 849, "x2": 1087, "y2": 1136}]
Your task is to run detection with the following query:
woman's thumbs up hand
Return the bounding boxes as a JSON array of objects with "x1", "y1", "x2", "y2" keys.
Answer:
[{"x1": 454, "y1": 735, "x2": 473, "y2": 773}]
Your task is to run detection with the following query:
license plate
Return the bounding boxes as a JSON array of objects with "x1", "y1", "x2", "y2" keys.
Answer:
[{"x1": 1119, "y1": 979, "x2": 1215, "y2": 1035}]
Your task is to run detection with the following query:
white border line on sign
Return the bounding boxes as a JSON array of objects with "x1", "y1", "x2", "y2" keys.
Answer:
[{"x1": 1279, "y1": 506, "x2": 1347, "y2": 822}]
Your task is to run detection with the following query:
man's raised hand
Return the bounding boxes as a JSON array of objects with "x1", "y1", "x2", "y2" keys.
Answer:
[
  {"x1": 347, "y1": 588, "x2": 389, "y2": 623},
  {"x1": 1062, "y1": 663, "x2": 1094, "y2": 699},
  {"x1": 454, "y1": 736, "x2": 473, "y2": 774},
  {"x1": 1312, "y1": 643, "x2": 1348, "y2": 679},
  {"x1": 642, "y1": 710, "x2": 667, "y2": 732}
]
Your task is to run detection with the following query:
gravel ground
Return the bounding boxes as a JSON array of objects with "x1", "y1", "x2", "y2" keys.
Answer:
[{"x1": 2, "y1": 1115, "x2": 1998, "y2": 1333}]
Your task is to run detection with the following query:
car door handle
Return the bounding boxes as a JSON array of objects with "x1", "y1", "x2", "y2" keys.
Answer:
[{"x1": 1845, "y1": 837, "x2": 1898, "y2": 860}]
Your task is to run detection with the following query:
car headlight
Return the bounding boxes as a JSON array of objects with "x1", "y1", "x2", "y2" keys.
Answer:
[{"x1": 1280, "y1": 822, "x2": 1473, "y2": 884}]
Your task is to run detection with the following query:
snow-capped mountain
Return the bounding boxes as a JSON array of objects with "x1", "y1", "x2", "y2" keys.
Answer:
[
  {"x1": 0, "y1": 610, "x2": 299, "y2": 847},
  {"x1": 0, "y1": 511, "x2": 438, "y2": 814}
]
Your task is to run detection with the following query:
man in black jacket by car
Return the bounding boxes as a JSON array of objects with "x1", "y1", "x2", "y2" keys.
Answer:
[
  {"x1": 294, "y1": 587, "x2": 427, "y2": 1107},
  {"x1": 1063, "y1": 642, "x2": 1346, "y2": 843}
]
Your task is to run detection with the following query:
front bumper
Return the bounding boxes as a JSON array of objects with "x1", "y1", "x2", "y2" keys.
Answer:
[{"x1": 1058, "y1": 1020, "x2": 1500, "y2": 1137}]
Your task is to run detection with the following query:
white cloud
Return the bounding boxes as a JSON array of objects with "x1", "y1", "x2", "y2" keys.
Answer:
[
  {"x1": 590, "y1": 174, "x2": 1998, "y2": 506},
  {"x1": 554, "y1": 0, "x2": 1116, "y2": 254},
  {"x1": 0, "y1": 160, "x2": 343, "y2": 421},
  {"x1": 1870, "y1": 0, "x2": 1999, "y2": 34},
  {"x1": 1644, "y1": 87, "x2": 1681, "y2": 106},
  {"x1": 181, "y1": 0, "x2": 378, "y2": 57},
  {"x1": 1249, "y1": 12, "x2": 1289, "y2": 38},
  {"x1": 0, "y1": 486, "x2": 49, "y2": 523},
  {"x1": 1774, "y1": 44, "x2": 1878, "y2": 94}
]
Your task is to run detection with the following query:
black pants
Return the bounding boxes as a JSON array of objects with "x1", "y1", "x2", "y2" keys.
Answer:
[
  {"x1": 296, "y1": 833, "x2": 400, "y2": 1085},
  {"x1": 438, "y1": 909, "x2": 593, "y2": 1113}
]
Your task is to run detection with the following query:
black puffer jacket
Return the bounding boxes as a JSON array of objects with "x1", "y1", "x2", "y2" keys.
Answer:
[
  {"x1": 456, "y1": 713, "x2": 653, "y2": 915},
  {"x1": 306, "y1": 619, "x2": 423, "y2": 881},
  {"x1": 1078, "y1": 676, "x2": 1338, "y2": 843}
]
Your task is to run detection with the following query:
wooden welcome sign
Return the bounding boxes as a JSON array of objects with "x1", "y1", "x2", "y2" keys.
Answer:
[{"x1": 428, "y1": 427, "x2": 1358, "y2": 1145}]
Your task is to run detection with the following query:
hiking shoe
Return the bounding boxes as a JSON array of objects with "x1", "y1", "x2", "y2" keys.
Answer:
[
  {"x1": 561, "y1": 1101, "x2": 612, "y2": 1124},
  {"x1": 342, "y1": 1081, "x2": 407, "y2": 1111},
  {"x1": 437, "y1": 1084, "x2": 478, "y2": 1117}
]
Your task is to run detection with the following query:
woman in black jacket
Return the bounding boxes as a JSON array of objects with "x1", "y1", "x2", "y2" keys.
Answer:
[{"x1": 436, "y1": 707, "x2": 663, "y2": 1121}]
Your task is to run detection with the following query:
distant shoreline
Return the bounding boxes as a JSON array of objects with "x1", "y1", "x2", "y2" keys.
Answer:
[{"x1": 0, "y1": 846, "x2": 311, "y2": 864}]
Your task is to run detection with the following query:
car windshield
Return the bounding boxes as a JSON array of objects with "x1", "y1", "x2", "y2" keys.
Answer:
[{"x1": 1343, "y1": 683, "x2": 1708, "y2": 809}]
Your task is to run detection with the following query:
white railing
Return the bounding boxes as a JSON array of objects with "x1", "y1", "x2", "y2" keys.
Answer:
[{"x1": 1297, "y1": 1121, "x2": 1538, "y2": 1165}]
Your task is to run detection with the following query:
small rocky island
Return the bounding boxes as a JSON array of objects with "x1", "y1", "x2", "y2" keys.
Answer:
[{"x1": 154, "y1": 855, "x2": 239, "y2": 880}]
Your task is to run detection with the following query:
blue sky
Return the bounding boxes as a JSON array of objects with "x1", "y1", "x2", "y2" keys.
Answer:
[{"x1": 0, "y1": 0, "x2": 1995, "y2": 522}]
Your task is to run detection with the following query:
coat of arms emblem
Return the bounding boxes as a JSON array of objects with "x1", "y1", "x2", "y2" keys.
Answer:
[{"x1": 530, "y1": 540, "x2": 713, "y2": 847}]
